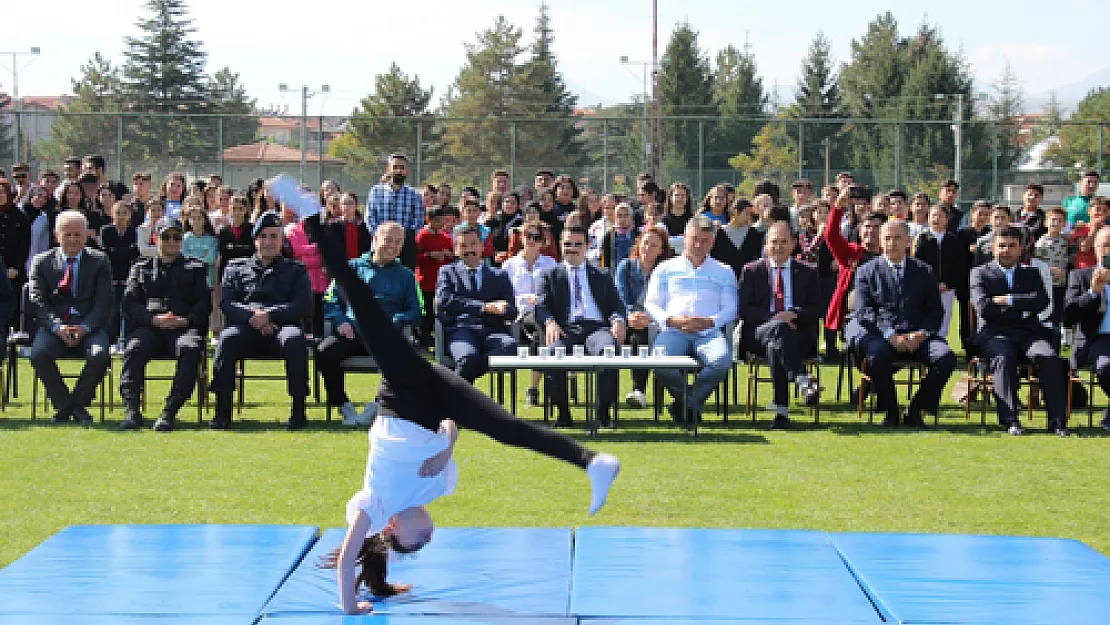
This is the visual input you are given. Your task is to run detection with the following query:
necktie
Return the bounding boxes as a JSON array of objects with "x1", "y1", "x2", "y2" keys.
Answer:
[
  {"x1": 469, "y1": 267, "x2": 479, "y2": 291},
  {"x1": 773, "y1": 267, "x2": 785, "y2": 313},
  {"x1": 893, "y1": 264, "x2": 903, "y2": 296},
  {"x1": 572, "y1": 267, "x2": 584, "y2": 321},
  {"x1": 58, "y1": 257, "x2": 77, "y2": 297}
]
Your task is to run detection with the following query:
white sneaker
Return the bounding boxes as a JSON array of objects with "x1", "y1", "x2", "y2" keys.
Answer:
[
  {"x1": 625, "y1": 389, "x2": 647, "y2": 409},
  {"x1": 586, "y1": 453, "x2": 621, "y2": 515},
  {"x1": 340, "y1": 402, "x2": 369, "y2": 427}
]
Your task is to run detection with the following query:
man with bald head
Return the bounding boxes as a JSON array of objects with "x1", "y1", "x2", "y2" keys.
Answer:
[
  {"x1": 737, "y1": 222, "x2": 822, "y2": 428},
  {"x1": 846, "y1": 219, "x2": 956, "y2": 427}
]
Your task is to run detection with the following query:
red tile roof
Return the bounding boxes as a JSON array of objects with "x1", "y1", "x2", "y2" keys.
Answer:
[{"x1": 222, "y1": 141, "x2": 345, "y2": 165}]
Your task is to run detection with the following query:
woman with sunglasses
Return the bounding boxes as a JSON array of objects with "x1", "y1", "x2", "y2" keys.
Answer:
[{"x1": 501, "y1": 222, "x2": 557, "y2": 406}]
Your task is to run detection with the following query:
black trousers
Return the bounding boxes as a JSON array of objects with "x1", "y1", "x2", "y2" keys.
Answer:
[
  {"x1": 315, "y1": 332, "x2": 369, "y2": 406},
  {"x1": 209, "y1": 324, "x2": 309, "y2": 398},
  {"x1": 306, "y1": 215, "x2": 594, "y2": 470},
  {"x1": 119, "y1": 327, "x2": 204, "y2": 411},
  {"x1": 545, "y1": 320, "x2": 618, "y2": 418},
  {"x1": 854, "y1": 335, "x2": 956, "y2": 416},
  {"x1": 980, "y1": 330, "x2": 1068, "y2": 427},
  {"x1": 1087, "y1": 335, "x2": 1110, "y2": 397},
  {"x1": 626, "y1": 327, "x2": 650, "y2": 392},
  {"x1": 747, "y1": 320, "x2": 815, "y2": 407}
]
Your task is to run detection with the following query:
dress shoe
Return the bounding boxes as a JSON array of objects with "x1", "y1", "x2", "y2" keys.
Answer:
[
  {"x1": 209, "y1": 417, "x2": 231, "y2": 430},
  {"x1": 50, "y1": 408, "x2": 72, "y2": 423},
  {"x1": 771, "y1": 415, "x2": 792, "y2": 430},
  {"x1": 119, "y1": 409, "x2": 143, "y2": 431},
  {"x1": 211, "y1": 393, "x2": 232, "y2": 430},
  {"x1": 1006, "y1": 422, "x2": 1025, "y2": 436},
  {"x1": 667, "y1": 402, "x2": 688, "y2": 424},
  {"x1": 152, "y1": 412, "x2": 175, "y2": 433},
  {"x1": 72, "y1": 406, "x2": 94, "y2": 426},
  {"x1": 553, "y1": 413, "x2": 573, "y2": 428},
  {"x1": 285, "y1": 415, "x2": 307, "y2": 431},
  {"x1": 800, "y1": 379, "x2": 821, "y2": 407},
  {"x1": 525, "y1": 386, "x2": 540, "y2": 407},
  {"x1": 596, "y1": 415, "x2": 614, "y2": 429},
  {"x1": 902, "y1": 409, "x2": 927, "y2": 429},
  {"x1": 880, "y1": 410, "x2": 900, "y2": 427}
]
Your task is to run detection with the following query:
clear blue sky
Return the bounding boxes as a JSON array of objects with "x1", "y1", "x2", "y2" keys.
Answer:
[{"x1": 2, "y1": 0, "x2": 1103, "y2": 116}]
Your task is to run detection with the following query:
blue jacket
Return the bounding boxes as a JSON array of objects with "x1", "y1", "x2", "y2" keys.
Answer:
[
  {"x1": 323, "y1": 254, "x2": 422, "y2": 334},
  {"x1": 435, "y1": 260, "x2": 518, "y2": 333},
  {"x1": 614, "y1": 258, "x2": 649, "y2": 313}
]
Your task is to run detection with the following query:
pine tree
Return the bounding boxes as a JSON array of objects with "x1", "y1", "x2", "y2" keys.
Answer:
[
  {"x1": 121, "y1": 0, "x2": 210, "y2": 163},
  {"x1": 1030, "y1": 92, "x2": 1064, "y2": 145},
  {"x1": 786, "y1": 32, "x2": 840, "y2": 175},
  {"x1": 439, "y1": 15, "x2": 528, "y2": 185},
  {"x1": 344, "y1": 62, "x2": 433, "y2": 176},
  {"x1": 33, "y1": 53, "x2": 125, "y2": 167},
  {"x1": 986, "y1": 61, "x2": 1024, "y2": 172},
  {"x1": 207, "y1": 67, "x2": 257, "y2": 150},
  {"x1": 514, "y1": 2, "x2": 588, "y2": 184},
  {"x1": 708, "y1": 44, "x2": 768, "y2": 172},
  {"x1": 657, "y1": 22, "x2": 714, "y2": 183}
]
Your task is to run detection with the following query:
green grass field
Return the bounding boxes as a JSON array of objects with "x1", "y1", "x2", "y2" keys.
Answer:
[{"x1": 1, "y1": 356, "x2": 1108, "y2": 570}]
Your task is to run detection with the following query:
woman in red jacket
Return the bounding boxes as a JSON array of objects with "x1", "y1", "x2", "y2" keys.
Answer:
[{"x1": 824, "y1": 187, "x2": 884, "y2": 349}]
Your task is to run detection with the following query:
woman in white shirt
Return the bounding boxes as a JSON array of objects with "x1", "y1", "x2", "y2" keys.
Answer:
[
  {"x1": 267, "y1": 177, "x2": 621, "y2": 616},
  {"x1": 501, "y1": 223, "x2": 557, "y2": 405}
]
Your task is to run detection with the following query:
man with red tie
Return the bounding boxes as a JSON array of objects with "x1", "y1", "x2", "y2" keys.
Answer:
[
  {"x1": 27, "y1": 210, "x2": 114, "y2": 424},
  {"x1": 738, "y1": 222, "x2": 822, "y2": 428}
]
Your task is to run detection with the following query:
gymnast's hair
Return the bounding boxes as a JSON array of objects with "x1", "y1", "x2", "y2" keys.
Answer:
[{"x1": 318, "y1": 532, "x2": 421, "y2": 597}]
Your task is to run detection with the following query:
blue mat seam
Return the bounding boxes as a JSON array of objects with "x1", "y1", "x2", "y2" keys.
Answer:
[
  {"x1": 253, "y1": 528, "x2": 322, "y2": 622},
  {"x1": 827, "y1": 532, "x2": 895, "y2": 624}
]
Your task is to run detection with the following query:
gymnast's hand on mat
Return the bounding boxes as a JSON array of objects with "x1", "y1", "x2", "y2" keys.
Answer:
[{"x1": 342, "y1": 600, "x2": 374, "y2": 614}]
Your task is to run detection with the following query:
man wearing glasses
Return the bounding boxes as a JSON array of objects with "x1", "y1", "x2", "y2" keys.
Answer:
[
  {"x1": 118, "y1": 218, "x2": 211, "y2": 432},
  {"x1": 535, "y1": 226, "x2": 627, "y2": 428},
  {"x1": 209, "y1": 213, "x2": 313, "y2": 430}
]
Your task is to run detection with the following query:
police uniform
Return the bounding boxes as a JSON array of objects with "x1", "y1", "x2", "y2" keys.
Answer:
[
  {"x1": 210, "y1": 219, "x2": 313, "y2": 428},
  {"x1": 119, "y1": 251, "x2": 211, "y2": 430}
]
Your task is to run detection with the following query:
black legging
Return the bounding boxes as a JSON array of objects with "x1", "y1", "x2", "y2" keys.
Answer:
[{"x1": 306, "y1": 216, "x2": 594, "y2": 470}]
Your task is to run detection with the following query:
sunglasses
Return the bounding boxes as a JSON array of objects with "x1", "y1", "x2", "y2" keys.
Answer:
[
  {"x1": 160, "y1": 234, "x2": 183, "y2": 241},
  {"x1": 525, "y1": 232, "x2": 543, "y2": 241}
]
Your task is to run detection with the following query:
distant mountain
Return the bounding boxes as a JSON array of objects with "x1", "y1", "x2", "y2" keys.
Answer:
[{"x1": 1026, "y1": 68, "x2": 1110, "y2": 115}]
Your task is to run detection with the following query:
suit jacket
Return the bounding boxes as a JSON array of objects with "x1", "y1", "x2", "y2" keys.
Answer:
[
  {"x1": 710, "y1": 226, "x2": 764, "y2": 282},
  {"x1": 737, "y1": 258, "x2": 821, "y2": 352},
  {"x1": 911, "y1": 229, "x2": 965, "y2": 292},
  {"x1": 969, "y1": 261, "x2": 1051, "y2": 344},
  {"x1": 1063, "y1": 267, "x2": 1105, "y2": 366},
  {"x1": 845, "y1": 256, "x2": 943, "y2": 346},
  {"x1": 534, "y1": 263, "x2": 627, "y2": 330},
  {"x1": 28, "y1": 246, "x2": 114, "y2": 333},
  {"x1": 435, "y1": 261, "x2": 518, "y2": 333}
]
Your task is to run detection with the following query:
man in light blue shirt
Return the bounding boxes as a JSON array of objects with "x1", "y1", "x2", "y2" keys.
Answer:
[{"x1": 645, "y1": 215, "x2": 738, "y2": 423}]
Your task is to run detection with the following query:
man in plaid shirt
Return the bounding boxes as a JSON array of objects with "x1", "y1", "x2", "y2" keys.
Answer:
[{"x1": 367, "y1": 154, "x2": 425, "y2": 269}]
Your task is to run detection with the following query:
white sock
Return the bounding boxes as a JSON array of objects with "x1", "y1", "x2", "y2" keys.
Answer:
[{"x1": 586, "y1": 453, "x2": 620, "y2": 515}]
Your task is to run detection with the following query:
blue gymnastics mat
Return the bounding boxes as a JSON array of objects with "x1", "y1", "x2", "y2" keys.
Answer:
[
  {"x1": 259, "y1": 618, "x2": 574, "y2": 624},
  {"x1": 0, "y1": 524, "x2": 317, "y2": 619},
  {"x1": 831, "y1": 532, "x2": 1110, "y2": 625},
  {"x1": 262, "y1": 527, "x2": 573, "y2": 617},
  {"x1": 570, "y1": 527, "x2": 881, "y2": 622}
]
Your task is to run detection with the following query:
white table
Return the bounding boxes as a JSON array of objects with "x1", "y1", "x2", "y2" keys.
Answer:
[{"x1": 488, "y1": 354, "x2": 701, "y2": 436}]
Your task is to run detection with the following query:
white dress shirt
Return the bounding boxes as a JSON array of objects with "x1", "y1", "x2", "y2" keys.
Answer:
[
  {"x1": 502, "y1": 253, "x2": 556, "y2": 314},
  {"x1": 645, "y1": 255, "x2": 739, "y2": 334}
]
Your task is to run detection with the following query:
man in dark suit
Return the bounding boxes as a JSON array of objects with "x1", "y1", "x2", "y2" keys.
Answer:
[
  {"x1": 738, "y1": 222, "x2": 822, "y2": 428},
  {"x1": 971, "y1": 226, "x2": 1070, "y2": 436},
  {"x1": 436, "y1": 225, "x2": 519, "y2": 383},
  {"x1": 27, "y1": 210, "x2": 114, "y2": 424},
  {"x1": 1064, "y1": 227, "x2": 1110, "y2": 430},
  {"x1": 846, "y1": 220, "x2": 956, "y2": 427},
  {"x1": 535, "y1": 225, "x2": 627, "y2": 427}
]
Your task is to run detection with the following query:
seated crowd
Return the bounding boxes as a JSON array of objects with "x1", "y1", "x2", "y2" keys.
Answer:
[{"x1": 0, "y1": 155, "x2": 1107, "y2": 437}]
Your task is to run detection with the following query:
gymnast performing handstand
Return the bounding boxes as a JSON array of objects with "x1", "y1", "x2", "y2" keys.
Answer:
[{"x1": 266, "y1": 177, "x2": 621, "y2": 615}]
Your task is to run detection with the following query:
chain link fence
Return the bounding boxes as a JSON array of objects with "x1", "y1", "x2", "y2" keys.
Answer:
[{"x1": 3, "y1": 111, "x2": 1106, "y2": 204}]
